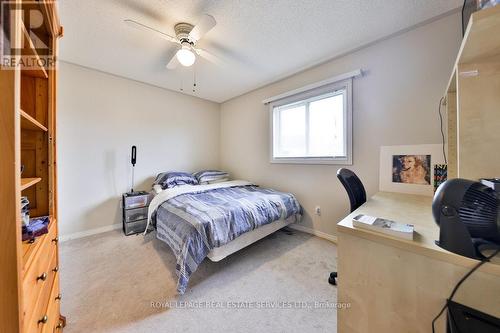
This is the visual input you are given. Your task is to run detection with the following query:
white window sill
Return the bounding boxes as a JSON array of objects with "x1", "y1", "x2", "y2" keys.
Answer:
[{"x1": 270, "y1": 157, "x2": 352, "y2": 165}]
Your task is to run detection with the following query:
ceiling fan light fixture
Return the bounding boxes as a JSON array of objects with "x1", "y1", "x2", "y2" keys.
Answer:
[
  {"x1": 125, "y1": 14, "x2": 219, "y2": 70},
  {"x1": 176, "y1": 44, "x2": 196, "y2": 67}
]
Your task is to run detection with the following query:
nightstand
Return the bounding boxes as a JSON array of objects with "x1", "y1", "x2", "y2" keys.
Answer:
[{"x1": 122, "y1": 191, "x2": 152, "y2": 236}]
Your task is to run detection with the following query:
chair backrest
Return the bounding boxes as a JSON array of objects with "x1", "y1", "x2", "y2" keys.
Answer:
[{"x1": 337, "y1": 168, "x2": 367, "y2": 213}]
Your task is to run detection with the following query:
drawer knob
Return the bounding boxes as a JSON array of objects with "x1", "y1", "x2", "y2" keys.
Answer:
[
  {"x1": 52, "y1": 236, "x2": 59, "y2": 244},
  {"x1": 53, "y1": 266, "x2": 59, "y2": 273},
  {"x1": 56, "y1": 322, "x2": 63, "y2": 329},
  {"x1": 38, "y1": 315, "x2": 48, "y2": 325},
  {"x1": 37, "y1": 272, "x2": 47, "y2": 282},
  {"x1": 55, "y1": 293, "x2": 62, "y2": 301}
]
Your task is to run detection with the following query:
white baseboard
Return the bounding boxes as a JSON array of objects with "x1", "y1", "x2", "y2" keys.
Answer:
[
  {"x1": 60, "y1": 223, "x2": 122, "y2": 243},
  {"x1": 60, "y1": 222, "x2": 337, "y2": 244},
  {"x1": 288, "y1": 224, "x2": 338, "y2": 244}
]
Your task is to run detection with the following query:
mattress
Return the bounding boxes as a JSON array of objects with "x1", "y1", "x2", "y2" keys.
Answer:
[{"x1": 207, "y1": 214, "x2": 300, "y2": 262}]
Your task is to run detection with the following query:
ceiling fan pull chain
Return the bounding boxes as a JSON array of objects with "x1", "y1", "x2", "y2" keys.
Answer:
[{"x1": 193, "y1": 65, "x2": 197, "y2": 93}]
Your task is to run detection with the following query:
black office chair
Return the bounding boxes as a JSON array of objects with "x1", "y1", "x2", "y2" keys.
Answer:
[{"x1": 329, "y1": 168, "x2": 367, "y2": 286}]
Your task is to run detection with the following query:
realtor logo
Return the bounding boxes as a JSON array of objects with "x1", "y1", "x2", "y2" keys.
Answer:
[{"x1": 1, "y1": 1, "x2": 56, "y2": 71}]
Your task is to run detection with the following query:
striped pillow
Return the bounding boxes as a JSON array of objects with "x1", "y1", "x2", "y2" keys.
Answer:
[
  {"x1": 193, "y1": 170, "x2": 229, "y2": 184},
  {"x1": 153, "y1": 172, "x2": 198, "y2": 189}
]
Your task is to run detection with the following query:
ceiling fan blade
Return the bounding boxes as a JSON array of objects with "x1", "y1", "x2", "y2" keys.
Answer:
[
  {"x1": 189, "y1": 14, "x2": 216, "y2": 42},
  {"x1": 166, "y1": 52, "x2": 179, "y2": 69},
  {"x1": 194, "y1": 47, "x2": 222, "y2": 66},
  {"x1": 124, "y1": 19, "x2": 179, "y2": 44}
]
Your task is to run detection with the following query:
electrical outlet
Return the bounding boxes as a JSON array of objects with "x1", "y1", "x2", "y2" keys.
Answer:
[{"x1": 315, "y1": 206, "x2": 321, "y2": 216}]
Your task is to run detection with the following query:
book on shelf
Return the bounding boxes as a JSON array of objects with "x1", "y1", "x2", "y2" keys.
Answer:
[{"x1": 352, "y1": 214, "x2": 414, "y2": 240}]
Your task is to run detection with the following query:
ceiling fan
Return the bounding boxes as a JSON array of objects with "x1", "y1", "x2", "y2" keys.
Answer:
[{"x1": 124, "y1": 14, "x2": 218, "y2": 69}]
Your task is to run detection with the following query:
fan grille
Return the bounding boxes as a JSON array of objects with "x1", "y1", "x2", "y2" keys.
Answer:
[{"x1": 459, "y1": 183, "x2": 498, "y2": 239}]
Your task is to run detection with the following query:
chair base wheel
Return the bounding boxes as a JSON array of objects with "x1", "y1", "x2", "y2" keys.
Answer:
[{"x1": 328, "y1": 272, "x2": 337, "y2": 285}]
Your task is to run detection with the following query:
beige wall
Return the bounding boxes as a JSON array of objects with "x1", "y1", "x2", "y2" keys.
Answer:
[
  {"x1": 219, "y1": 13, "x2": 461, "y2": 237},
  {"x1": 57, "y1": 62, "x2": 220, "y2": 237}
]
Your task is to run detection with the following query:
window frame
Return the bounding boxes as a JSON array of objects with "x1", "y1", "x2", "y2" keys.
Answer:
[{"x1": 269, "y1": 78, "x2": 353, "y2": 165}]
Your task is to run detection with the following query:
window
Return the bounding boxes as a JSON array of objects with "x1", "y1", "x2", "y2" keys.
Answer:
[{"x1": 270, "y1": 79, "x2": 352, "y2": 164}]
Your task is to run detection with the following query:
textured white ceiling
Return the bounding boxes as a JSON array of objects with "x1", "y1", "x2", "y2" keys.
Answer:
[{"x1": 58, "y1": 0, "x2": 461, "y2": 102}]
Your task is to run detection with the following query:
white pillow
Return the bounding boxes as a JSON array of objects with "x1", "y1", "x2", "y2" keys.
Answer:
[{"x1": 201, "y1": 178, "x2": 229, "y2": 185}]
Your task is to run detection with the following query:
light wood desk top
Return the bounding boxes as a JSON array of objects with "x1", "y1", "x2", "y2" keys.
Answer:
[{"x1": 337, "y1": 192, "x2": 500, "y2": 276}]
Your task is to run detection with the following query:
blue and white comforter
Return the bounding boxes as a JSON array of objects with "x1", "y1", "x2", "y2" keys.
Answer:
[{"x1": 148, "y1": 180, "x2": 302, "y2": 294}]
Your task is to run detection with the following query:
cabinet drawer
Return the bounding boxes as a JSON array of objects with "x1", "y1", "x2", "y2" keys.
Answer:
[
  {"x1": 23, "y1": 221, "x2": 58, "y2": 326},
  {"x1": 124, "y1": 219, "x2": 147, "y2": 236},
  {"x1": 124, "y1": 207, "x2": 148, "y2": 223},
  {"x1": 123, "y1": 193, "x2": 150, "y2": 209},
  {"x1": 23, "y1": 217, "x2": 58, "y2": 271},
  {"x1": 42, "y1": 274, "x2": 62, "y2": 333},
  {"x1": 24, "y1": 249, "x2": 59, "y2": 333}
]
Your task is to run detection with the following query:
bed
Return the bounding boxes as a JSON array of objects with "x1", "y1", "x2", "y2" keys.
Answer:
[{"x1": 146, "y1": 180, "x2": 302, "y2": 293}]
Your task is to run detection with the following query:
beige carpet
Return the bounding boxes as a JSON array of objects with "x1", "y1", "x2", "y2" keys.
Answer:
[{"x1": 59, "y1": 228, "x2": 338, "y2": 332}]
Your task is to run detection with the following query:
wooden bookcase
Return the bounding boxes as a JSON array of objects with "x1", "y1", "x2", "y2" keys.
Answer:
[
  {"x1": 0, "y1": 1, "x2": 63, "y2": 332},
  {"x1": 445, "y1": 5, "x2": 500, "y2": 180}
]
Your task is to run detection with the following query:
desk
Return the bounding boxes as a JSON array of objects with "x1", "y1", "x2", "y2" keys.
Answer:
[{"x1": 337, "y1": 192, "x2": 500, "y2": 333}]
